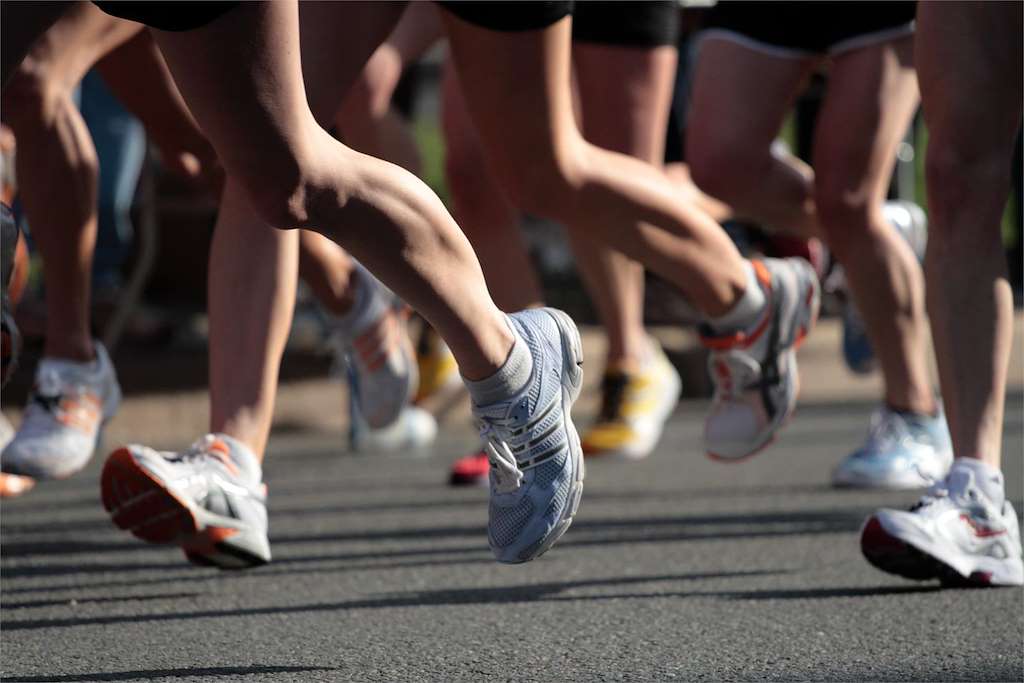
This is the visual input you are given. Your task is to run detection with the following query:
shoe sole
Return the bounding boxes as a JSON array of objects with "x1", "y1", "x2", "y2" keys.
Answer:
[
  {"x1": 860, "y1": 516, "x2": 1006, "y2": 587},
  {"x1": 706, "y1": 258, "x2": 820, "y2": 462},
  {"x1": 509, "y1": 308, "x2": 585, "y2": 563},
  {"x1": 101, "y1": 447, "x2": 268, "y2": 570}
]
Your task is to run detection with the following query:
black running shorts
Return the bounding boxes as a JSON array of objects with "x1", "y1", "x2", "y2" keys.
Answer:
[
  {"x1": 93, "y1": 1, "x2": 240, "y2": 32},
  {"x1": 703, "y1": 1, "x2": 916, "y2": 56},
  {"x1": 437, "y1": 1, "x2": 572, "y2": 32},
  {"x1": 573, "y1": 1, "x2": 679, "y2": 48}
]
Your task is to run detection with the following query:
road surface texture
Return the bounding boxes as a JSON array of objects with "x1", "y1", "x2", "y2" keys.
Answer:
[{"x1": 2, "y1": 322, "x2": 1022, "y2": 682}]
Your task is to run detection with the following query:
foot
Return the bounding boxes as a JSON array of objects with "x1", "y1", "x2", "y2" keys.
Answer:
[
  {"x1": 2, "y1": 342, "x2": 121, "y2": 479},
  {"x1": 581, "y1": 340, "x2": 681, "y2": 460},
  {"x1": 333, "y1": 262, "x2": 417, "y2": 429},
  {"x1": 349, "y1": 403, "x2": 437, "y2": 452},
  {"x1": 414, "y1": 325, "x2": 460, "y2": 404},
  {"x1": 841, "y1": 200, "x2": 928, "y2": 375},
  {"x1": 471, "y1": 308, "x2": 584, "y2": 563},
  {"x1": 701, "y1": 258, "x2": 820, "y2": 461},
  {"x1": 448, "y1": 448, "x2": 488, "y2": 487},
  {"x1": 101, "y1": 434, "x2": 270, "y2": 569},
  {"x1": 861, "y1": 464, "x2": 1023, "y2": 586},
  {"x1": 832, "y1": 406, "x2": 952, "y2": 489}
]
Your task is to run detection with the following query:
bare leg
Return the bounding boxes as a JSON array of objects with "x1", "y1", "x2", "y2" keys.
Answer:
[
  {"x1": 152, "y1": 2, "x2": 511, "y2": 384},
  {"x1": 208, "y1": 183, "x2": 298, "y2": 458},
  {"x1": 916, "y1": 1, "x2": 1023, "y2": 467},
  {"x1": 813, "y1": 38, "x2": 933, "y2": 414},
  {"x1": 440, "y1": 57, "x2": 543, "y2": 311},
  {"x1": 687, "y1": 37, "x2": 818, "y2": 236},
  {"x1": 571, "y1": 42, "x2": 676, "y2": 368},
  {"x1": 1, "y1": 4, "x2": 142, "y2": 361},
  {"x1": 440, "y1": 14, "x2": 747, "y2": 317}
]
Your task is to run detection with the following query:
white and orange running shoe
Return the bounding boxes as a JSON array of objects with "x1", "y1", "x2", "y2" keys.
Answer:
[
  {"x1": 101, "y1": 434, "x2": 270, "y2": 570},
  {"x1": 332, "y1": 262, "x2": 417, "y2": 430},
  {"x1": 1, "y1": 341, "x2": 120, "y2": 479},
  {"x1": 700, "y1": 258, "x2": 820, "y2": 461},
  {"x1": 861, "y1": 463, "x2": 1023, "y2": 587}
]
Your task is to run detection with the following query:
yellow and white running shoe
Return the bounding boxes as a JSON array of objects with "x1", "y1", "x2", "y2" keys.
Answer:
[
  {"x1": 414, "y1": 325, "x2": 460, "y2": 405},
  {"x1": 581, "y1": 340, "x2": 681, "y2": 460}
]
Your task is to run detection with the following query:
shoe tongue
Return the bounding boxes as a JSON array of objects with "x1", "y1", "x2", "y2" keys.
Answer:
[
  {"x1": 946, "y1": 460, "x2": 1005, "y2": 507},
  {"x1": 36, "y1": 357, "x2": 98, "y2": 390}
]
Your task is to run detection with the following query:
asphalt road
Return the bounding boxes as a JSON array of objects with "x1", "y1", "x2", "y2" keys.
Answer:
[{"x1": 2, "y1": 393, "x2": 1022, "y2": 682}]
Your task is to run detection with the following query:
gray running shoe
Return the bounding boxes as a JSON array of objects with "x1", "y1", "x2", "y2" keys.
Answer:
[
  {"x1": 473, "y1": 308, "x2": 584, "y2": 564},
  {"x1": 101, "y1": 434, "x2": 270, "y2": 569}
]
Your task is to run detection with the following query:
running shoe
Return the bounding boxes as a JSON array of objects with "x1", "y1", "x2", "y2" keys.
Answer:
[
  {"x1": 701, "y1": 258, "x2": 820, "y2": 461},
  {"x1": 472, "y1": 307, "x2": 584, "y2": 564},
  {"x1": 332, "y1": 262, "x2": 417, "y2": 429},
  {"x1": 861, "y1": 465, "x2": 1023, "y2": 586},
  {"x1": 101, "y1": 433, "x2": 270, "y2": 569},
  {"x1": 449, "y1": 448, "x2": 488, "y2": 486},
  {"x1": 581, "y1": 340, "x2": 681, "y2": 460},
  {"x1": 841, "y1": 200, "x2": 928, "y2": 375},
  {"x1": 414, "y1": 325, "x2": 460, "y2": 404},
  {"x1": 2, "y1": 342, "x2": 121, "y2": 479},
  {"x1": 832, "y1": 406, "x2": 952, "y2": 489}
]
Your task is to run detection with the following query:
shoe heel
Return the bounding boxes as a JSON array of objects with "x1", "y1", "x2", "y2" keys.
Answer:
[{"x1": 542, "y1": 307, "x2": 584, "y2": 402}]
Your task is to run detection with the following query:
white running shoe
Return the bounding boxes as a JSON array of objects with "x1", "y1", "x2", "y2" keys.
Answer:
[
  {"x1": 861, "y1": 465, "x2": 1023, "y2": 586},
  {"x1": 832, "y1": 406, "x2": 952, "y2": 489},
  {"x1": 2, "y1": 342, "x2": 121, "y2": 479},
  {"x1": 701, "y1": 258, "x2": 820, "y2": 461},
  {"x1": 101, "y1": 434, "x2": 270, "y2": 569},
  {"x1": 332, "y1": 262, "x2": 417, "y2": 429},
  {"x1": 581, "y1": 339, "x2": 681, "y2": 460},
  {"x1": 472, "y1": 308, "x2": 584, "y2": 564}
]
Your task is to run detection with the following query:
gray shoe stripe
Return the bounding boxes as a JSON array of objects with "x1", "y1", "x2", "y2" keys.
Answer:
[
  {"x1": 510, "y1": 398, "x2": 558, "y2": 438},
  {"x1": 517, "y1": 444, "x2": 565, "y2": 470},
  {"x1": 511, "y1": 418, "x2": 565, "y2": 456}
]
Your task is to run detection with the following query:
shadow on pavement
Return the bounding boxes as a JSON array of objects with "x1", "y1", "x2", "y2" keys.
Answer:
[
  {"x1": 1, "y1": 665, "x2": 336, "y2": 682},
  {"x1": 0, "y1": 569, "x2": 783, "y2": 631}
]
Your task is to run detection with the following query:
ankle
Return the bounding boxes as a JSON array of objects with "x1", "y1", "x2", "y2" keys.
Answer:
[{"x1": 43, "y1": 336, "x2": 95, "y2": 364}]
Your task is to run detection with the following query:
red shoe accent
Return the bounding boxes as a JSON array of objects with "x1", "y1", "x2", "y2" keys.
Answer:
[
  {"x1": 181, "y1": 526, "x2": 239, "y2": 555},
  {"x1": 861, "y1": 517, "x2": 906, "y2": 553},
  {"x1": 449, "y1": 450, "x2": 489, "y2": 486},
  {"x1": 101, "y1": 447, "x2": 199, "y2": 545}
]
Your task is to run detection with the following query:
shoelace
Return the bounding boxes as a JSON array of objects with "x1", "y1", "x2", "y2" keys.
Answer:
[
  {"x1": 865, "y1": 410, "x2": 912, "y2": 451},
  {"x1": 169, "y1": 434, "x2": 221, "y2": 466},
  {"x1": 478, "y1": 419, "x2": 524, "y2": 495}
]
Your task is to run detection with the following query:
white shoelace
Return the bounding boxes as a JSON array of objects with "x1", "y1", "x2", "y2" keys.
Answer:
[{"x1": 479, "y1": 421, "x2": 524, "y2": 495}]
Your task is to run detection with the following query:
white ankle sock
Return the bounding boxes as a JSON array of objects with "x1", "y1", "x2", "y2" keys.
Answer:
[
  {"x1": 949, "y1": 457, "x2": 1005, "y2": 506},
  {"x1": 707, "y1": 261, "x2": 767, "y2": 334},
  {"x1": 465, "y1": 323, "x2": 532, "y2": 407}
]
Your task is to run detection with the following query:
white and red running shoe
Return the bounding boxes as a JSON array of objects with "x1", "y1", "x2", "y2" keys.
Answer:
[
  {"x1": 861, "y1": 465, "x2": 1024, "y2": 587},
  {"x1": 700, "y1": 258, "x2": 820, "y2": 461}
]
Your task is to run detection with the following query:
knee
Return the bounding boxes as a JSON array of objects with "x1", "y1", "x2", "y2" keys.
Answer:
[
  {"x1": 2, "y1": 62, "x2": 63, "y2": 128},
  {"x1": 814, "y1": 183, "x2": 874, "y2": 251},
  {"x1": 498, "y1": 145, "x2": 586, "y2": 219},
  {"x1": 238, "y1": 163, "x2": 317, "y2": 231},
  {"x1": 925, "y1": 143, "x2": 1009, "y2": 225}
]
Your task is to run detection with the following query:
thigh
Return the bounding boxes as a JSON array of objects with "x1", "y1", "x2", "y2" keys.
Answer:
[
  {"x1": 298, "y1": 1, "x2": 406, "y2": 124},
  {"x1": 687, "y1": 36, "x2": 815, "y2": 161},
  {"x1": 439, "y1": 9, "x2": 581, "y2": 185},
  {"x1": 812, "y1": 35, "x2": 919, "y2": 204},
  {"x1": 573, "y1": 43, "x2": 677, "y2": 162},
  {"x1": 916, "y1": 1, "x2": 1023, "y2": 156},
  {"x1": 149, "y1": 2, "x2": 316, "y2": 181}
]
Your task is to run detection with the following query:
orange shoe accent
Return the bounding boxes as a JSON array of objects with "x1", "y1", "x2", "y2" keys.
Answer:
[
  {"x1": 101, "y1": 447, "x2": 199, "y2": 545},
  {"x1": 206, "y1": 439, "x2": 240, "y2": 476},
  {"x1": 701, "y1": 312, "x2": 772, "y2": 351},
  {"x1": 55, "y1": 393, "x2": 102, "y2": 433},
  {"x1": 750, "y1": 259, "x2": 772, "y2": 289}
]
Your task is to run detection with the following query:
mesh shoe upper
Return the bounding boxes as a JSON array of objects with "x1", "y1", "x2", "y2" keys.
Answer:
[
  {"x1": 472, "y1": 308, "x2": 583, "y2": 563},
  {"x1": 2, "y1": 342, "x2": 121, "y2": 479}
]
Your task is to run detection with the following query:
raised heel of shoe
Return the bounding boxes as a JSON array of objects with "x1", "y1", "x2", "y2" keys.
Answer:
[{"x1": 542, "y1": 307, "x2": 584, "y2": 403}]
